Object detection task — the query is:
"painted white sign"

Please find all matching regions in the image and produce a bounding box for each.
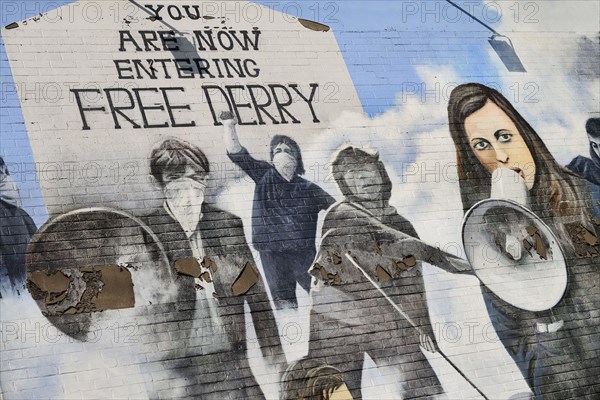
[2,0,362,217]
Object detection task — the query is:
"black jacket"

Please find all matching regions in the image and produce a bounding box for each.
[0,199,36,296]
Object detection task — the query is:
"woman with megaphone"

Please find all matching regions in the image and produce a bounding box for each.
[447,83,600,399]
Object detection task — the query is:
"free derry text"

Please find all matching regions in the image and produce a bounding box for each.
[70,29,322,130]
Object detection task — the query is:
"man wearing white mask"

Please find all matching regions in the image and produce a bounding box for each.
[567,118,600,219]
[221,112,335,310]
[142,139,286,399]
[0,157,37,297]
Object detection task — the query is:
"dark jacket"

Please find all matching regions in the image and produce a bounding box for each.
[306,200,445,399]
[228,147,335,251]
[0,199,37,296]
[567,150,600,218]
[308,200,437,339]
[141,203,286,398]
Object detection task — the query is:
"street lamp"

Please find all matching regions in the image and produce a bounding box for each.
[445,0,527,72]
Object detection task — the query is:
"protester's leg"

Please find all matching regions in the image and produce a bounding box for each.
[306,310,366,399]
[364,327,443,399]
[259,250,298,309]
[292,247,316,294]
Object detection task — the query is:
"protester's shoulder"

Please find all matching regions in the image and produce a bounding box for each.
[324,200,367,219]
[298,176,332,195]
[566,155,590,173]
[0,200,36,226]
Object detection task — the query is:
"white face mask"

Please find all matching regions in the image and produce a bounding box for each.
[0,172,22,207]
[164,177,206,236]
[272,152,297,181]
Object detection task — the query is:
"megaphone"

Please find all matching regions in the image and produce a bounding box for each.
[461,169,567,312]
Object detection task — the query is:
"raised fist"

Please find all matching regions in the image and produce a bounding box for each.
[219,111,237,126]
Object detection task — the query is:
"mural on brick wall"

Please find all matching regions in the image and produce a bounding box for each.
[140,137,286,398]
[221,111,335,310]
[447,83,600,397]
[1,1,362,398]
[307,146,450,399]
[1,1,599,399]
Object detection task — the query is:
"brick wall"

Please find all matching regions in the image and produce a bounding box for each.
[1,1,599,399]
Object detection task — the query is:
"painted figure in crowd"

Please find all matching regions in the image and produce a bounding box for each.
[567,117,600,218]
[142,138,286,399]
[448,83,600,399]
[221,111,335,309]
[280,357,352,400]
[306,146,446,399]
[0,157,36,297]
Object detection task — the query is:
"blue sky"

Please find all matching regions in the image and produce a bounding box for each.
[1,0,505,227]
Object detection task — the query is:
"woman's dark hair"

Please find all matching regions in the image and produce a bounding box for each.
[447,83,594,242]
[586,117,600,138]
[269,135,305,176]
[149,138,210,186]
[280,357,346,400]
[331,146,392,202]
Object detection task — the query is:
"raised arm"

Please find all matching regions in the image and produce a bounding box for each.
[219,111,243,154]
[319,205,473,278]
[220,110,272,183]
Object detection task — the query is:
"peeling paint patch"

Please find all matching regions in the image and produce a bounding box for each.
[312,262,341,286]
[174,257,202,278]
[583,229,599,246]
[375,265,392,282]
[232,262,260,296]
[567,223,600,258]
[27,265,134,315]
[392,259,408,272]
[404,255,417,267]
[392,255,417,274]
[202,256,218,273]
[374,241,383,256]
[521,226,549,259]
[533,232,548,260]
[298,18,330,32]
[28,271,70,305]
[83,265,135,310]
[200,271,213,283]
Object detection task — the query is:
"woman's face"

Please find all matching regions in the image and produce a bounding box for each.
[464,100,536,190]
